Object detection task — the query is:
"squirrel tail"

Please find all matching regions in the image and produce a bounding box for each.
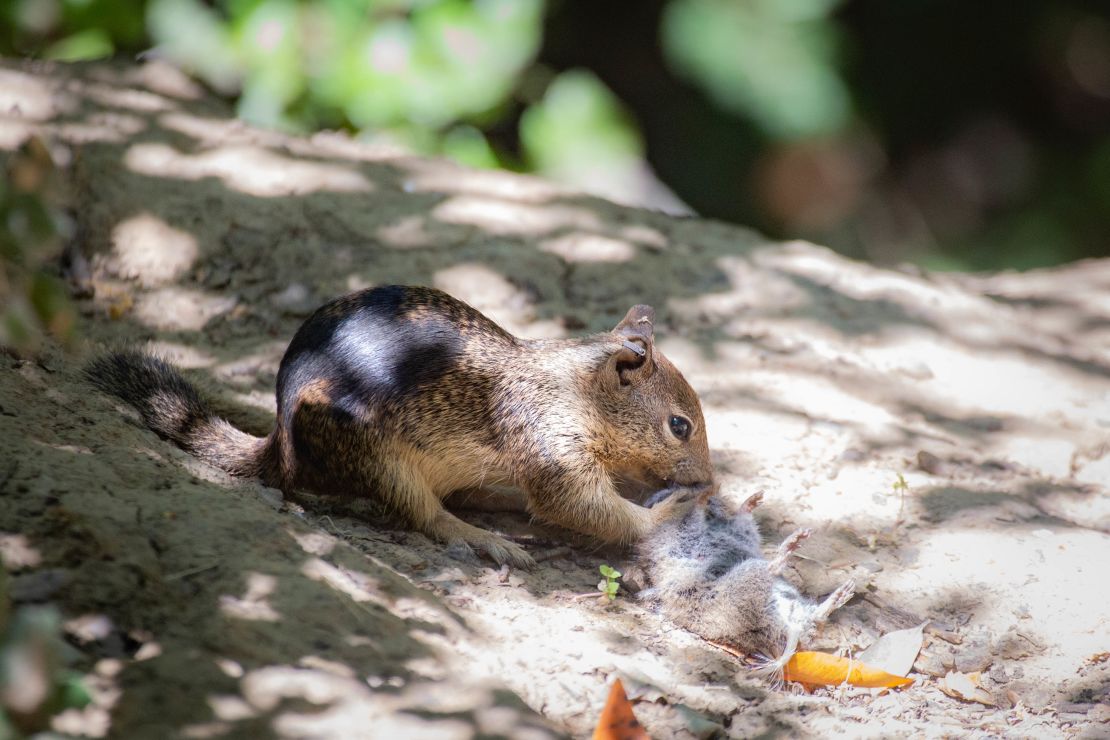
[85,350,268,477]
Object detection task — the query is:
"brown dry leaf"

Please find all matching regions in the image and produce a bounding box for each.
[858,621,927,678]
[939,670,995,705]
[1086,651,1110,666]
[783,651,914,689]
[592,678,650,740]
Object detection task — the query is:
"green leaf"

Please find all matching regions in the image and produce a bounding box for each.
[59,672,92,710]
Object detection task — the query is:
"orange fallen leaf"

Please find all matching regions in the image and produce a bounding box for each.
[783,651,914,689]
[593,678,650,740]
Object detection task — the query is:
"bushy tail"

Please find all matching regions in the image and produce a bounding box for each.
[85,350,267,477]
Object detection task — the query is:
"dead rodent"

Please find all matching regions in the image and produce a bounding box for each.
[637,487,854,674]
[86,285,713,568]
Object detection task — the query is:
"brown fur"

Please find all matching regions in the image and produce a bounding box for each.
[86,286,713,567]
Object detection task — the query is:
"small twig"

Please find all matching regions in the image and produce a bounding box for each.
[703,638,748,662]
[792,552,831,566]
[924,625,963,644]
[318,515,352,537]
[569,592,605,602]
[165,562,219,581]
[501,534,562,548]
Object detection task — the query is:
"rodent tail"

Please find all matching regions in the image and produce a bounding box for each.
[85,350,267,477]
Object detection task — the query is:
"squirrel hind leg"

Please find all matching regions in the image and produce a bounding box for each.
[377,454,535,569]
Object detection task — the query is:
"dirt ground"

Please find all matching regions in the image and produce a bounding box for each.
[1,59,1108,738]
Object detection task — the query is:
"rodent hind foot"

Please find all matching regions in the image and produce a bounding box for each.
[810,579,856,624]
[767,528,812,575]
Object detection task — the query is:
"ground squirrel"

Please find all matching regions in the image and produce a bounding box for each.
[637,487,854,673]
[87,285,713,567]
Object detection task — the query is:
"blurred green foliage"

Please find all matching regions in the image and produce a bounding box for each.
[0,137,76,354]
[663,0,850,139]
[2,0,1108,270]
[0,569,91,736]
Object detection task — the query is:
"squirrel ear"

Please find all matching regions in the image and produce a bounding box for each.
[607,304,655,386]
[608,338,651,386]
[614,304,655,340]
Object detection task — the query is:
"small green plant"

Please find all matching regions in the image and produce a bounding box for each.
[597,564,622,602]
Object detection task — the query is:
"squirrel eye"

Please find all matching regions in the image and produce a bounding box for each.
[669,415,692,441]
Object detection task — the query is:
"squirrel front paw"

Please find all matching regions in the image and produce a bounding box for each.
[647,482,716,525]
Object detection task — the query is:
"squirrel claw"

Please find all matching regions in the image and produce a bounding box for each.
[444,535,535,570]
[482,539,536,570]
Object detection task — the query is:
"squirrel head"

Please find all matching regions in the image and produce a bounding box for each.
[589,304,714,490]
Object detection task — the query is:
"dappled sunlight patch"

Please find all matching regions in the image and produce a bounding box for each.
[54,111,148,144]
[0,119,37,149]
[769,372,901,433]
[704,406,813,465]
[49,657,122,738]
[121,59,207,102]
[219,572,281,622]
[801,465,924,525]
[123,142,373,197]
[81,82,175,114]
[239,665,413,737]
[145,342,218,369]
[868,336,1090,420]
[0,533,43,570]
[0,69,77,125]
[992,435,1076,479]
[667,255,809,323]
[301,557,389,609]
[288,529,337,557]
[375,214,440,249]
[760,241,985,315]
[225,389,279,415]
[158,112,266,145]
[881,525,1109,666]
[539,232,637,263]
[1028,482,1110,532]
[181,720,234,738]
[215,658,245,679]
[133,286,237,331]
[111,213,198,286]
[433,195,601,236]
[299,655,357,679]
[433,262,564,338]
[619,224,668,250]
[399,159,563,202]
[33,439,93,455]
[206,693,257,722]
